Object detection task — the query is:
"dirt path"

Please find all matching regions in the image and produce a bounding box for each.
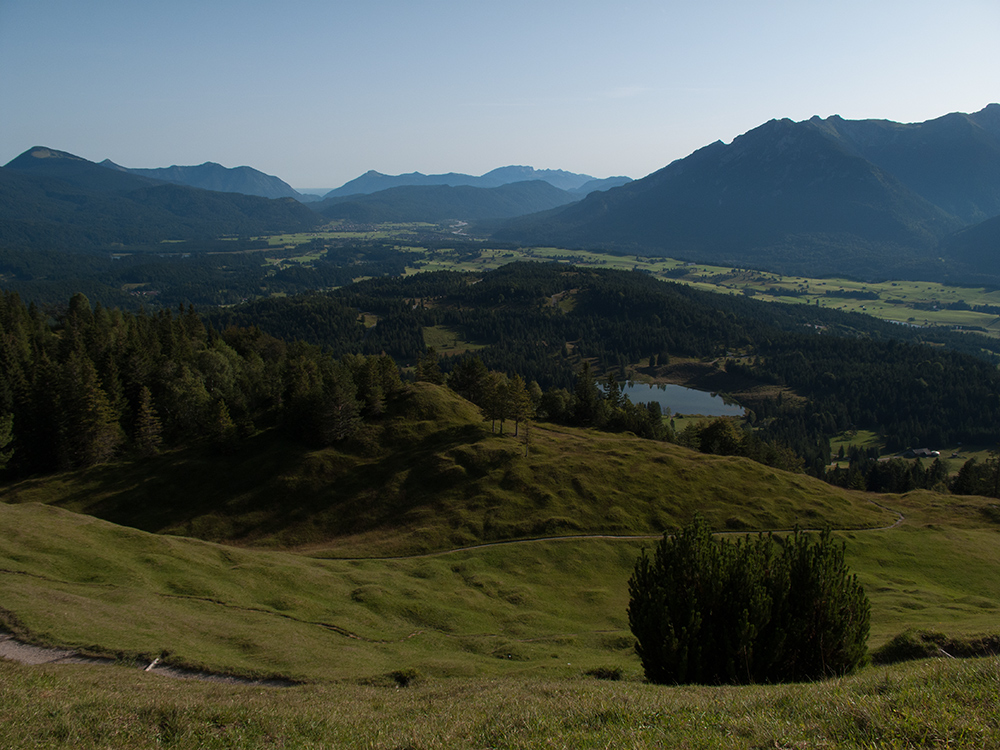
[0,631,294,686]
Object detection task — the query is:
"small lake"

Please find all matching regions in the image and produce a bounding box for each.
[611,383,745,417]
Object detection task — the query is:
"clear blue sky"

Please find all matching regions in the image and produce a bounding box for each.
[2,0,997,190]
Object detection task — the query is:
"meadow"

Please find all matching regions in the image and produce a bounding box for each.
[2,480,999,748]
[259,222,1000,338]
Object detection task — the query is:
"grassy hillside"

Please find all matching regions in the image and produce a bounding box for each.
[2,487,999,685]
[2,381,998,746]
[0,383,891,557]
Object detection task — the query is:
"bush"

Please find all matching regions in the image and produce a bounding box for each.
[628,517,870,684]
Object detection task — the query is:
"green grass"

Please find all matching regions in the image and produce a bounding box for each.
[422,324,487,355]
[2,483,999,683]
[0,384,892,556]
[1,648,998,748]
[2,381,999,745]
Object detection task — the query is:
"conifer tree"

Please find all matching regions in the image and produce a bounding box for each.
[56,350,123,469]
[506,374,534,437]
[629,517,870,685]
[132,385,163,457]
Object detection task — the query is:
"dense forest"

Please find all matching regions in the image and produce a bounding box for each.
[208,263,1000,469]
[0,290,405,478]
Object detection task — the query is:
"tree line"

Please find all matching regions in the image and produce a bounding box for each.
[0,290,404,478]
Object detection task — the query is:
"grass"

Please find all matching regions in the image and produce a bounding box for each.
[1,483,999,683]
[0,384,892,557]
[1,654,998,748]
[422,324,486,355]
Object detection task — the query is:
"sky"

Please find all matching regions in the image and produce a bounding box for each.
[2,0,998,191]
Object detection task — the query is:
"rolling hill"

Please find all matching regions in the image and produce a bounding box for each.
[0,381,893,556]
[1,383,999,688]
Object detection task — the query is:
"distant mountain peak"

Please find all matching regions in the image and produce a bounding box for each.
[324,165,631,198]
[99,159,302,200]
[10,146,87,164]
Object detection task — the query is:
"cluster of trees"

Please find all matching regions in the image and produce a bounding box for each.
[445,357,672,443]
[443,354,534,437]
[675,417,804,473]
[949,452,1000,498]
[628,517,870,685]
[0,291,405,477]
[825,449,951,493]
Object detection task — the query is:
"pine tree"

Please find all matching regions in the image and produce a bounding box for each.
[506,374,534,437]
[56,350,124,469]
[573,361,602,426]
[132,385,163,457]
[629,518,870,685]
[208,398,238,454]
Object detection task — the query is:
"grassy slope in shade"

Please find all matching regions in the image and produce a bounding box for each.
[0,384,891,557]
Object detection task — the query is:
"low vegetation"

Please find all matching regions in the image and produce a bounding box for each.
[1,647,998,748]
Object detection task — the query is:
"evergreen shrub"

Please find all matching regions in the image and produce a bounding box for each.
[628,516,870,684]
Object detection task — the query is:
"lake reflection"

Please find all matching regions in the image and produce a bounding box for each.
[613,383,744,417]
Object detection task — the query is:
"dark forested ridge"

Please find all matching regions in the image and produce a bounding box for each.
[100,159,303,200]
[0,236,414,310]
[0,289,404,478]
[0,147,319,251]
[491,106,1000,284]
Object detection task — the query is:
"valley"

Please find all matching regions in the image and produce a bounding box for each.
[3,104,1000,748]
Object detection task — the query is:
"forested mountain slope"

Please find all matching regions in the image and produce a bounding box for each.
[101,159,303,200]
[0,147,319,250]
[492,106,1000,283]
[210,263,1000,465]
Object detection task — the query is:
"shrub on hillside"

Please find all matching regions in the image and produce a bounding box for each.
[628,517,870,684]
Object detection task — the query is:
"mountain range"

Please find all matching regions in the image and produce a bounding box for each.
[322,166,631,198]
[100,159,303,200]
[0,147,318,249]
[312,180,582,223]
[4,105,999,282]
[493,105,1000,283]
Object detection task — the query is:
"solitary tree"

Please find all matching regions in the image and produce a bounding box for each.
[628,517,870,684]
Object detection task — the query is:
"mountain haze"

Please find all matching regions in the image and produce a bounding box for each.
[101,159,303,200]
[314,180,580,223]
[324,166,631,198]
